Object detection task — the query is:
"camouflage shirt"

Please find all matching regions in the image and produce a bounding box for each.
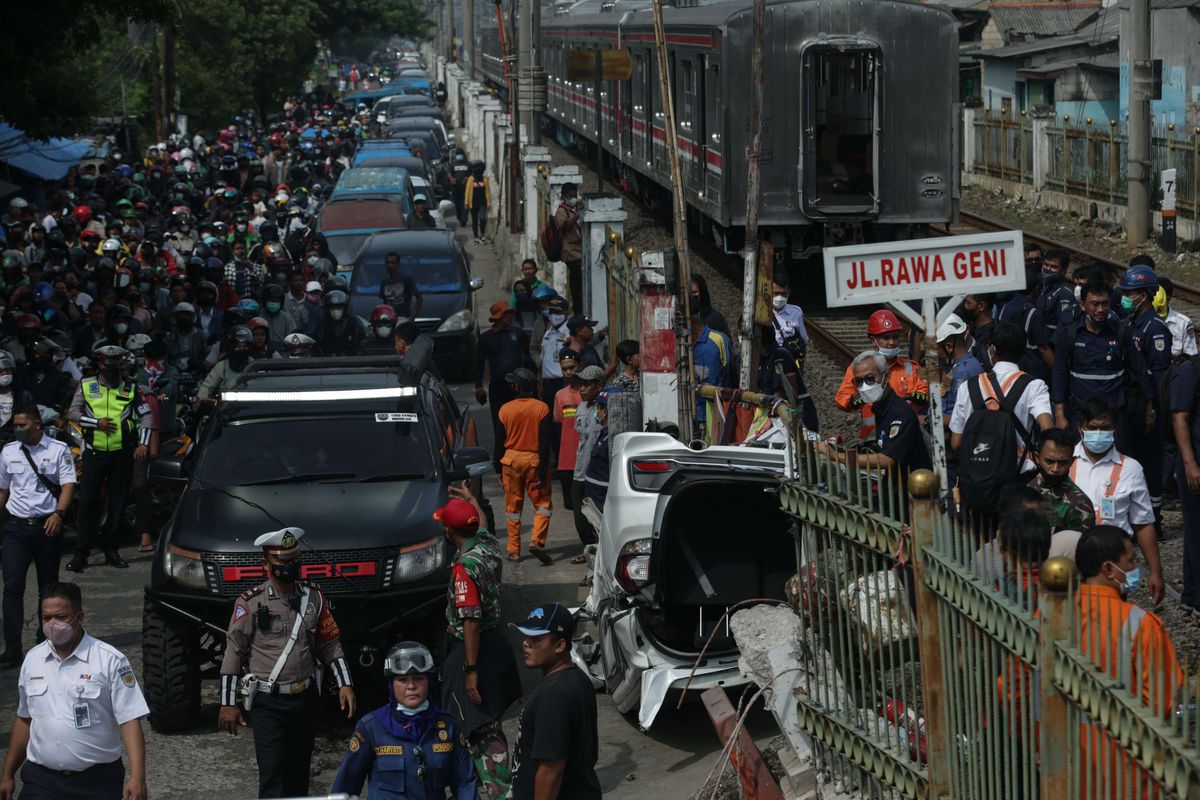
[446,530,504,639]
[1027,472,1096,531]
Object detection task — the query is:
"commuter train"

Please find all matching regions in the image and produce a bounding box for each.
[475,0,960,259]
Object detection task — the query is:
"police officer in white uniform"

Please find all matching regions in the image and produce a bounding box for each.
[0,405,76,667]
[0,582,149,800]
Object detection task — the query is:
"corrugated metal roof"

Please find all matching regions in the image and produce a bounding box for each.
[1017,51,1120,74]
[988,4,1100,37]
[1116,0,1200,8]
[980,6,1117,58]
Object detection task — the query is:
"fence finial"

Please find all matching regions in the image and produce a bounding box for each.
[907,469,938,498]
[1040,556,1076,592]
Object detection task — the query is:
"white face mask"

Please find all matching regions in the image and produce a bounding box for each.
[771,295,788,311]
[114,323,129,335]
[858,382,885,404]
[877,346,900,359]
[565,197,578,207]
[1074,285,1083,302]
[0,375,12,387]
[329,308,345,321]
[548,313,567,327]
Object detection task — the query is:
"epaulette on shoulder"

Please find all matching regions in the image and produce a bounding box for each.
[240,585,264,601]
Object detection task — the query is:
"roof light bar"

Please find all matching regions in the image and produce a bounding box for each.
[223,387,418,403]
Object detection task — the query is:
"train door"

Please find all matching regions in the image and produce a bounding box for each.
[681,58,695,185]
[801,45,880,215]
[707,61,721,201]
[644,53,655,165]
[695,55,707,193]
[622,72,633,158]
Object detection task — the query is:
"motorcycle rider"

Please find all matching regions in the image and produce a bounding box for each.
[196,327,254,409]
[316,290,363,357]
[261,283,298,347]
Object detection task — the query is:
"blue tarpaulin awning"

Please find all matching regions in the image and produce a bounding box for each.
[0,124,91,181]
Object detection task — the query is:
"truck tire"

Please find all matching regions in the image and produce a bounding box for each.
[142,600,202,733]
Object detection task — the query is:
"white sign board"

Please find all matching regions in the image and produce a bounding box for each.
[823,231,1025,308]
[1162,168,1177,211]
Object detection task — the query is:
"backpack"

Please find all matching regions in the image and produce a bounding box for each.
[540,210,563,262]
[957,371,1036,513]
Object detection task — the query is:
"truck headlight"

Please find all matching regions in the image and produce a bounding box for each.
[392,537,446,584]
[437,309,474,332]
[165,545,207,589]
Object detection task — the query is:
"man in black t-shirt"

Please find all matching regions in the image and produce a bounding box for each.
[509,603,601,800]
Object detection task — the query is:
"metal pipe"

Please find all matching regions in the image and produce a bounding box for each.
[697,384,792,425]
[463,0,474,76]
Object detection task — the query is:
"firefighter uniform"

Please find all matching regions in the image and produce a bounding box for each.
[498,392,553,557]
[66,362,154,569]
[219,527,354,798]
[834,357,928,440]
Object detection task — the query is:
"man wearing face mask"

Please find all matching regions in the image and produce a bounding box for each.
[219,527,356,798]
[330,641,478,799]
[0,406,77,666]
[260,284,298,348]
[1027,428,1095,534]
[13,340,72,416]
[1037,249,1074,341]
[1074,525,1183,798]
[998,266,1053,380]
[1051,281,1134,430]
[1070,396,1163,604]
[834,310,928,440]
[935,314,981,428]
[0,582,150,800]
[1119,266,1172,536]
[316,290,364,357]
[0,354,19,442]
[769,273,809,347]
[66,346,152,572]
[196,327,255,409]
[537,297,571,401]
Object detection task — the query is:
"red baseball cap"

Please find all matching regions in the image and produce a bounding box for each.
[433,499,480,532]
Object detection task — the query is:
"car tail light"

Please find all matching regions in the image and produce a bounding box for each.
[629,459,674,491]
[615,538,652,594]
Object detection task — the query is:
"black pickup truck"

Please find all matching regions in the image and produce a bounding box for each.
[142,349,491,731]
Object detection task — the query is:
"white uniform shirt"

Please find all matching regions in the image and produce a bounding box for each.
[540,322,570,379]
[1166,308,1198,358]
[17,634,149,772]
[1070,444,1154,535]
[0,435,76,519]
[948,360,1052,445]
[772,304,809,345]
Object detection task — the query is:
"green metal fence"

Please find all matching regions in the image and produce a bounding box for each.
[975,112,1034,185]
[599,225,640,345]
[779,428,1200,799]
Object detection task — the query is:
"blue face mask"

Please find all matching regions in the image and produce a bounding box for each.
[265,301,282,314]
[1081,429,1115,454]
[1108,562,1141,596]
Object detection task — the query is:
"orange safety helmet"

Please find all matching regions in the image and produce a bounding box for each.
[866,309,901,336]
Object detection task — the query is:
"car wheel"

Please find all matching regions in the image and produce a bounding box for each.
[142,599,202,733]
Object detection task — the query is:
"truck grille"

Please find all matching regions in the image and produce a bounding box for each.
[203,547,395,596]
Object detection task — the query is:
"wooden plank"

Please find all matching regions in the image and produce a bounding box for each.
[700,687,786,800]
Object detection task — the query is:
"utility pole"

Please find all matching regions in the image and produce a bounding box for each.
[1126,0,1152,243]
[517,0,542,145]
[651,0,695,438]
[739,0,765,388]
[464,0,475,78]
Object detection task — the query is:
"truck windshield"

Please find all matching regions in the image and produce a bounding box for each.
[194,415,433,486]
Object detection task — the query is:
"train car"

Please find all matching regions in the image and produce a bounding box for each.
[480,0,959,258]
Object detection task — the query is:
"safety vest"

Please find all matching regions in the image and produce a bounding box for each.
[81,378,139,452]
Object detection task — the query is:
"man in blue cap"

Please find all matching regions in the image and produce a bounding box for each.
[1120,263,1172,535]
[509,604,600,800]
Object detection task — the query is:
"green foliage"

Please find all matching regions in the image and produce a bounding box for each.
[0,0,173,139]
[316,0,431,56]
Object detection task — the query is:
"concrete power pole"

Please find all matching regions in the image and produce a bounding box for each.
[517,0,543,144]
[1126,0,1152,244]
[464,0,475,78]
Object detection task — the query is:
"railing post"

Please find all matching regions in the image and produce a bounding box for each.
[1037,557,1076,800]
[907,469,951,800]
[1032,108,1054,191]
[963,106,977,175]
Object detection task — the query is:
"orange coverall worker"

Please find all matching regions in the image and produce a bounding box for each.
[497,396,554,555]
[835,357,929,439]
[1077,583,1184,800]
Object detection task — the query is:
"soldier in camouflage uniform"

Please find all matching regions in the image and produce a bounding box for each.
[1029,429,1096,531]
[437,484,522,799]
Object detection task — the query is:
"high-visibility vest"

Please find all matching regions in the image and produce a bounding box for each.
[81,378,139,452]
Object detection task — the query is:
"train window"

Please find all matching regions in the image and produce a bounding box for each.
[803,47,879,214]
[681,60,695,132]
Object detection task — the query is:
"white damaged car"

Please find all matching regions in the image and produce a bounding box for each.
[572,431,792,729]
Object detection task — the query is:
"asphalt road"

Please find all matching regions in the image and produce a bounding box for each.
[0,238,776,799]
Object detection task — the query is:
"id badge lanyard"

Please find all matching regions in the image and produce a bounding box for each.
[1071,456,1124,523]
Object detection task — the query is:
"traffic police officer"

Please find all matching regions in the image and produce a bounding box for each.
[331,641,478,799]
[66,346,153,572]
[1051,281,1133,429]
[0,582,149,800]
[0,405,76,666]
[218,527,357,798]
[1120,266,1171,532]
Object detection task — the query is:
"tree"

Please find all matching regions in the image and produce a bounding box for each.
[314,0,430,58]
[1,0,174,139]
